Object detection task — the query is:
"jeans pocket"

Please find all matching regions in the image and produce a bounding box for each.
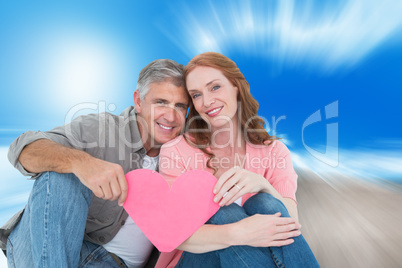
[6,238,15,268]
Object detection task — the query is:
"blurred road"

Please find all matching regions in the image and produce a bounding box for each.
[1,169,401,267]
[296,168,402,268]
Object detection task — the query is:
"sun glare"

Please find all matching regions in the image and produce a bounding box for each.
[44,31,126,107]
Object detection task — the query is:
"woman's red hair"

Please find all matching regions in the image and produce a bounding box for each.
[184,52,277,172]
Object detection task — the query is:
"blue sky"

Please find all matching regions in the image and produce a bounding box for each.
[1,0,402,234]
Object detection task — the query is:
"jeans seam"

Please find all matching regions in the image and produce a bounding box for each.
[41,172,50,268]
[82,245,109,265]
[269,248,285,268]
[7,238,15,267]
[175,252,185,267]
[230,247,251,268]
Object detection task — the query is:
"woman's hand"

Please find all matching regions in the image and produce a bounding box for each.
[214,166,271,206]
[231,213,301,247]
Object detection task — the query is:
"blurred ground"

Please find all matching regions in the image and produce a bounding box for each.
[296,168,402,268]
[1,169,401,267]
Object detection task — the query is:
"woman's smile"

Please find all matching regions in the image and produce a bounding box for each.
[186,66,239,129]
[205,106,223,117]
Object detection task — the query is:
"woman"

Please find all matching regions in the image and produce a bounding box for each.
[156,52,319,267]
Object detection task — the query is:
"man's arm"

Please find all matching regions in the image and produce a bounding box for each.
[19,138,128,205]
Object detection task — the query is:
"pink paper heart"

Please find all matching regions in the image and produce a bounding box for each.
[123,169,220,252]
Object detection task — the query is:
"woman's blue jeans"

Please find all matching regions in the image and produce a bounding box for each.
[6,172,127,268]
[176,193,320,268]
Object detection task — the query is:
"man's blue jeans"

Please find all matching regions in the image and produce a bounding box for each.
[176,193,320,268]
[6,172,127,268]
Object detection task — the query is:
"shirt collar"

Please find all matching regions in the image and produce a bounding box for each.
[120,106,145,153]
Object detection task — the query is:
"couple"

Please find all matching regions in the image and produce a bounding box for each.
[0,52,319,267]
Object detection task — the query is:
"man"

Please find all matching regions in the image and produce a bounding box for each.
[0,59,190,267]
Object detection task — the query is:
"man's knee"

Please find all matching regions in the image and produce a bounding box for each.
[41,171,90,193]
[34,172,92,206]
[243,193,290,217]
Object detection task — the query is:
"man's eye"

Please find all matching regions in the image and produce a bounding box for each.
[176,104,187,110]
[212,85,220,91]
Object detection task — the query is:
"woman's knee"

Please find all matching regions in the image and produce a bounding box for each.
[177,251,220,267]
[243,193,290,217]
[208,203,248,225]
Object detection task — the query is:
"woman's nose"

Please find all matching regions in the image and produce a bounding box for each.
[203,95,216,107]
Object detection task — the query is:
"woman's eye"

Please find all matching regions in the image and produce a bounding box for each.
[192,93,200,99]
[212,85,220,91]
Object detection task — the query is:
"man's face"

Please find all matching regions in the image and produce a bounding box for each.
[134,81,189,153]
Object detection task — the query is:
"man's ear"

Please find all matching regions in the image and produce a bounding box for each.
[133,90,142,113]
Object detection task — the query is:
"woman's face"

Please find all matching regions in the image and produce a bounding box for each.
[186,66,239,130]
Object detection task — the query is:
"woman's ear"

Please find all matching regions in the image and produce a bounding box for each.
[133,90,142,113]
[234,86,240,100]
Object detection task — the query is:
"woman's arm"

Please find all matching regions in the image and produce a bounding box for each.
[212,167,299,222]
[213,141,299,221]
[261,181,299,222]
[178,213,299,253]
[159,139,300,253]
[283,198,299,223]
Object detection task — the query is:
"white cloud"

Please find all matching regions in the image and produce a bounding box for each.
[168,0,402,73]
[0,147,33,225]
[0,129,27,132]
[43,30,127,107]
[265,125,292,147]
[0,254,7,267]
[291,146,402,184]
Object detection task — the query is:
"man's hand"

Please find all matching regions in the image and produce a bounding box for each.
[232,213,301,247]
[19,139,128,206]
[72,156,128,206]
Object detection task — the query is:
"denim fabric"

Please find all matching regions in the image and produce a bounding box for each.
[2,106,143,250]
[6,172,125,268]
[79,240,127,268]
[176,193,320,268]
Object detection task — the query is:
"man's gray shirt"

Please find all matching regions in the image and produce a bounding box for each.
[0,106,150,250]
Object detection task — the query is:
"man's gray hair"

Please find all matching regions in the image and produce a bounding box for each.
[137,59,185,100]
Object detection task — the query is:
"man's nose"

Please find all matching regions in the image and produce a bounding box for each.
[163,106,176,122]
